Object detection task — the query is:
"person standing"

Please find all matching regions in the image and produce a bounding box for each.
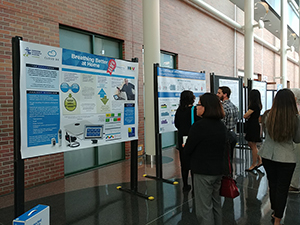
[217,86,238,161]
[259,89,300,225]
[244,89,262,171]
[184,93,227,225]
[117,78,135,100]
[175,90,200,192]
[289,88,300,193]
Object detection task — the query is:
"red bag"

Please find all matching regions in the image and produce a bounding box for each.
[220,176,239,198]
[220,142,239,198]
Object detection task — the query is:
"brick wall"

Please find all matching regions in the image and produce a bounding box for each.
[0,0,144,195]
[0,0,299,196]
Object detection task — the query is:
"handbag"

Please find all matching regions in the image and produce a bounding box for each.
[220,144,240,198]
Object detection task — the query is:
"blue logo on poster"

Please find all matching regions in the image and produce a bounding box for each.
[128,127,135,137]
[60,83,69,93]
[71,83,80,93]
[47,50,57,57]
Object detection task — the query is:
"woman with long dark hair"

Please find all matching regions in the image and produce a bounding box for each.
[259,89,300,225]
[175,90,200,192]
[244,89,262,171]
[184,93,227,225]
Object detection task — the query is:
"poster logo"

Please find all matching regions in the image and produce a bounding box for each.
[47,50,57,57]
[127,66,135,71]
[23,47,42,57]
[107,59,116,75]
[128,127,135,137]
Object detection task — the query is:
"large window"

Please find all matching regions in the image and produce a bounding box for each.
[59,26,122,58]
[59,27,124,175]
[160,51,177,149]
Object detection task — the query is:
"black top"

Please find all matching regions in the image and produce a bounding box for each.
[175,106,201,151]
[184,118,227,175]
[245,105,261,142]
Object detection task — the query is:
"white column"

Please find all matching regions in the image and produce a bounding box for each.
[280,0,288,88]
[244,0,254,85]
[143,0,160,157]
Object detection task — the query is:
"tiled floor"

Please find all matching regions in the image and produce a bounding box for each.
[1,146,300,225]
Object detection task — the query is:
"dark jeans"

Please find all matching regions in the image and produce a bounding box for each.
[262,158,296,218]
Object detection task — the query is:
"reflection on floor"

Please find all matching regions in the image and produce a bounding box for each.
[1,147,300,225]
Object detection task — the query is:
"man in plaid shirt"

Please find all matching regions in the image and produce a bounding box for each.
[217,86,238,161]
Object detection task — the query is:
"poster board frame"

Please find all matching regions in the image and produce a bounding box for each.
[210,74,243,119]
[248,79,268,115]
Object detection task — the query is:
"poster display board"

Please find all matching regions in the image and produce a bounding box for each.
[210,75,243,119]
[20,41,138,159]
[157,67,206,133]
[249,80,267,115]
[267,90,276,111]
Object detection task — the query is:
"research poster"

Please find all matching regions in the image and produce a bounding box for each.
[219,79,240,112]
[157,67,206,133]
[251,80,267,115]
[20,41,138,159]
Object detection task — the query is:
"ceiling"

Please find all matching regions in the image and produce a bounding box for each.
[229,0,299,53]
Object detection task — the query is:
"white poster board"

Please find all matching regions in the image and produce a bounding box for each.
[157,67,206,133]
[219,79,240,112]
[251,80,267,115]
[20,41,139,159]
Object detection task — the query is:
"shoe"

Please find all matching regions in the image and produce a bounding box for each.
[289,186,300,194]
[182,185,191,192]
[245,167,256,172]
[256,163,263,168]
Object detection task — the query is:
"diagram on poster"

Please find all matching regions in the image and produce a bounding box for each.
[157,67,206,133]
[19,41,138,159]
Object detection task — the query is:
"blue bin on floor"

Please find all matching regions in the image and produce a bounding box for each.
[13,204,49,225]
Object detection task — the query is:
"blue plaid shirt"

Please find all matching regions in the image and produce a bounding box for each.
[222,99,238,130]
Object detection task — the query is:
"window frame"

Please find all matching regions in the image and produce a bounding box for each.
[59,25,124,59]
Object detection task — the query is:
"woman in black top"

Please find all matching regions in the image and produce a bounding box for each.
[175,90,200,192]
[184,93,227,225]
[244,89,262,171]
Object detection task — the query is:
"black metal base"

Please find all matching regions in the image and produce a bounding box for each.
[116,186,154,200]
[143,174,179,185]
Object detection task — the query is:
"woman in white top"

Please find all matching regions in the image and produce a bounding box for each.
[259,89,300,225]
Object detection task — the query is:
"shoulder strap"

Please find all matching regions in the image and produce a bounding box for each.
[191,106,195,125]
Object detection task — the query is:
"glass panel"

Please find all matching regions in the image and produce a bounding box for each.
[265,0,280,16]
[160,53,174,68]
[160,52,176,148]
[59,29,91,53]
[161,132,176,148]
[287,4,299,36]
[97,143,123,164]
[64,148,95,174]
[94,37,120,58]
[60,28,124,175]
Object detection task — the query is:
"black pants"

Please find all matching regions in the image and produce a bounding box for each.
[227,131,237,175]
[262,158,296,218]
[228,130,237,160]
